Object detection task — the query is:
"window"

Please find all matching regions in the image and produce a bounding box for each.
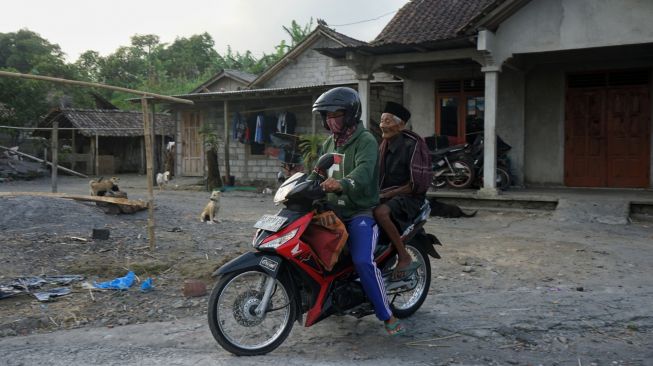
[436,79,484,145]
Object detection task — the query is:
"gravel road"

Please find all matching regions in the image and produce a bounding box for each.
[0,175,652,365]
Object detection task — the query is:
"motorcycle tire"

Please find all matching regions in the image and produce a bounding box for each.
[496,166,511,191]
[477,166,511,191]
[389,242,432,318]
[445,158,475,189]
[208,269,297,356]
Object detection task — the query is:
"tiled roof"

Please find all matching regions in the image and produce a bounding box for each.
[373,0,496,46]
[38,109,175,137]
[319,25,368,47]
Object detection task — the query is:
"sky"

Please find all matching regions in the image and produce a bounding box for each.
[2,0,409,62]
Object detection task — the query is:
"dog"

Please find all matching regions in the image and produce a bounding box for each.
[428,198,477,218]
[200,190,221,223]
[156,171,171,191]
[89,176,120,196]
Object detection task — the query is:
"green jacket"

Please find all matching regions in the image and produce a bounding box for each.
[312,122,380,219]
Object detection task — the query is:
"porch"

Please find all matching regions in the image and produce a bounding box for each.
[429,186,653,224]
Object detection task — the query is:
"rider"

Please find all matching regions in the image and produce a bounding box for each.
[374,102,431,281]
[311,87,404,336]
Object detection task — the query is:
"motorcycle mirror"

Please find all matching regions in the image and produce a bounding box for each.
[313,153,334,181]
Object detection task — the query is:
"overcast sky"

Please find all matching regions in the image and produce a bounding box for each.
[2,0,408,62]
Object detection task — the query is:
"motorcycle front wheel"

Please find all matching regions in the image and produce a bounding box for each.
[386,243,432,318]
[207,269,297,356]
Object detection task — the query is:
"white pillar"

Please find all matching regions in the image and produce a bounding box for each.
[480,66,500,196]
[357,76,371,129]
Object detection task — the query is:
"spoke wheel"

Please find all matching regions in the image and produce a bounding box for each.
[208,269,296,356]
[446,159,475,189]
[385,243,431,318]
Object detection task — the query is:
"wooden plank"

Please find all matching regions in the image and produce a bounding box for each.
[0,192,148,208]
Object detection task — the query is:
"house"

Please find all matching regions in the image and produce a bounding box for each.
[189,69,256,93]
[36,108,175,175]
[167,24,403,183]
[319,0,653,191]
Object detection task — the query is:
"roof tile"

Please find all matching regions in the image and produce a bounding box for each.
[373,0,495,46]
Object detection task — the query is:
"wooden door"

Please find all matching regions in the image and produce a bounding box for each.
[181,111,203,176]
[606,87,651,187]
[564,89,607,187]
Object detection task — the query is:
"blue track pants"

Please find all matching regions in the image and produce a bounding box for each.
[346,216,392,321]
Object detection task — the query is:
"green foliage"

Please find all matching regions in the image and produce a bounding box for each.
[1,18,316,124]
[298,134,326,172]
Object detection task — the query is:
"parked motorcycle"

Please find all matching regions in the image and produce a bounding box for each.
[207,154,441,356]
[430,144,476,189]
[468,134,512,190]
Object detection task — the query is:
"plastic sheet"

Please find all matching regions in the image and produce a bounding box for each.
[93,271,135,290]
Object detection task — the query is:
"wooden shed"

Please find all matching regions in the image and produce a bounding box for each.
[36,108,175,175]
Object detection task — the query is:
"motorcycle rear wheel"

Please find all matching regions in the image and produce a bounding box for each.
[446,159,475,189]
[387,243,432,318]
[207,269,296,356]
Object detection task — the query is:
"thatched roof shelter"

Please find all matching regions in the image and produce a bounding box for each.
[36,108,175,137]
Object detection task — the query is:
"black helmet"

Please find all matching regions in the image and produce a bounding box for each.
[312,87,361,130]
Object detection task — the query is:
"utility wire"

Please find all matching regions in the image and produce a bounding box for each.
[330,9,399,27]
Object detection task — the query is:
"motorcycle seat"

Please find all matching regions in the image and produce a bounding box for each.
[429,144,467,157]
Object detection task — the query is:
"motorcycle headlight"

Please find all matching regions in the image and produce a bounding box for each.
[259,228,298,249]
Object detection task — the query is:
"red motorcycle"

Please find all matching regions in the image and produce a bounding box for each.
[207,154,442,356]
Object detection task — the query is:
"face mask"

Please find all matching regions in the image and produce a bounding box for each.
[326,115,345,134]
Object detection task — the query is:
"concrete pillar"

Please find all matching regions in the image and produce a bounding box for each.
[480,66,500,196]
[357,76,371,129]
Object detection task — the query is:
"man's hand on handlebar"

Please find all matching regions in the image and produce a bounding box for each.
[320,178,343,193]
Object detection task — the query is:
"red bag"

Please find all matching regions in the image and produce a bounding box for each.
[300,211,348,271]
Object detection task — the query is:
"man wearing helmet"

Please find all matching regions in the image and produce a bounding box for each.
[311,87,404,335]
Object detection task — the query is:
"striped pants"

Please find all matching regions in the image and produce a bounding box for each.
[346,215,392,321]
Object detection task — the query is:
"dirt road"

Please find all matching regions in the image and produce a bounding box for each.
[0,175,652,365]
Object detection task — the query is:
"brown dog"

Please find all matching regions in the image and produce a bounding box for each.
[89,177,120,196]
[200,190,221,223]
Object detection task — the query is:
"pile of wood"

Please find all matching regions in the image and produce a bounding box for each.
[0,155,47,181]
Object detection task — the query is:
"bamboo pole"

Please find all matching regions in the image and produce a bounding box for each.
[51,120,59,193]
[142,98,156,250]
[0,145,87,178]
[71,130,76,172]
[0,70,193,105]
[94,133,99,176]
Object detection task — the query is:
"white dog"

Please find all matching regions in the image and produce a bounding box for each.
[200,190,221,224]
[156,171,171,191]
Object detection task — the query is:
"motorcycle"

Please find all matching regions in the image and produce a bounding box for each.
[207,154,441,356]
[430,144,476,189]
[468,134,512,190]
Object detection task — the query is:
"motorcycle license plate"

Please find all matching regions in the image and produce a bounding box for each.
[254,214,287,232]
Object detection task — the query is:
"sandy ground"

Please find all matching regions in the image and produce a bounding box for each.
[0,174,652,365]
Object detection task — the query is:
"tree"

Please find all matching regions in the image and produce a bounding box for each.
[282,18,315,48]
[199,123,223,190]
[161,33,219,79]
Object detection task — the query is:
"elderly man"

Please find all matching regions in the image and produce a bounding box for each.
[374,102,431,281]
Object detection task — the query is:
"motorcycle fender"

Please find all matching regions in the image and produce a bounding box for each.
[411,231,442,259]
[213,252,282,278]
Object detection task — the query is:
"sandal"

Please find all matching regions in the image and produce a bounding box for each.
[384,318,405,336]
[390,261,421,282]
